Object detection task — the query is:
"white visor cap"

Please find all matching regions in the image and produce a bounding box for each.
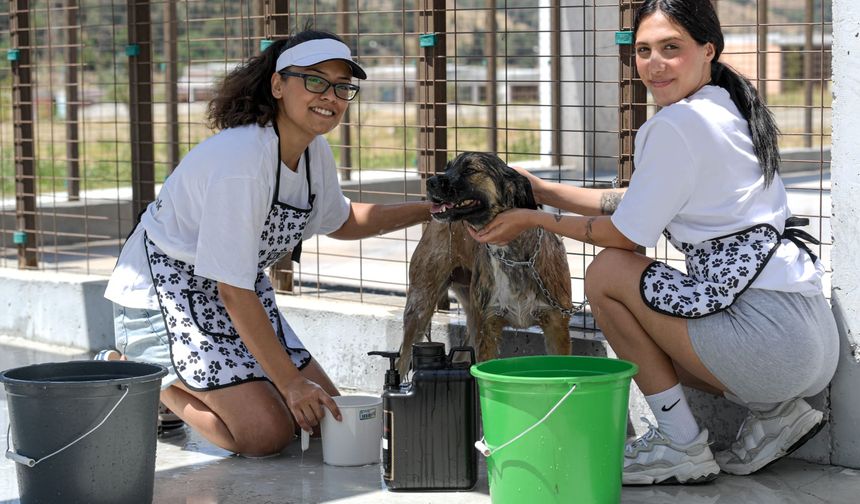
[275,39,366,80]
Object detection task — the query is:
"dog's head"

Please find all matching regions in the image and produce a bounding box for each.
[426,152,537,229]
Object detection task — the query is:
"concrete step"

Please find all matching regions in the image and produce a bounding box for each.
[0,267,832,464]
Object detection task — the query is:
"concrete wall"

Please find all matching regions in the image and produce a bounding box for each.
[0,269,115,351]
[829,0,860,469]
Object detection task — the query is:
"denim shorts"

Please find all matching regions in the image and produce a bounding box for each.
[113,304,179,390]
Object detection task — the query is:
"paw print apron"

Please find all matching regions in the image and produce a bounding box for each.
[640,217,820,319]
[144,144,314,391]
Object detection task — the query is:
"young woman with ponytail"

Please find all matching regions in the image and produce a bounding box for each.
[103,30,431,456]
[470,0,837,484]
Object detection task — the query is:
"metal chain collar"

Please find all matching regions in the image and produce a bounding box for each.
[486,227,586,317]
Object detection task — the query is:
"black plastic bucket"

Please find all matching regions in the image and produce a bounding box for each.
[1,360,167,504]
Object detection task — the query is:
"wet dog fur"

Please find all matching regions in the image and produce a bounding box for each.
[401,152,572,374]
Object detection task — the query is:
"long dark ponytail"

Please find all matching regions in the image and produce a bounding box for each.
[634,0,781,187]
[206,29,346,131]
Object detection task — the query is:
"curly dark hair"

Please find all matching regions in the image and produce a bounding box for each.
[206,30,346,131]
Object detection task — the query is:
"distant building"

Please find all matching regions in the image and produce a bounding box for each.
[720,32,832,95]
[176,62,235,102]
[172,32,832,107]
[358,64,540,104]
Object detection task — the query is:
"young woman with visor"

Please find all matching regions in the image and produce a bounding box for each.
[103,30,432,456]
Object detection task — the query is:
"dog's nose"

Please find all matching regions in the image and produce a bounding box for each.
[426,175,447,194]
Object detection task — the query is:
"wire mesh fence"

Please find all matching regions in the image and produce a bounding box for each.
[0,0,832,328]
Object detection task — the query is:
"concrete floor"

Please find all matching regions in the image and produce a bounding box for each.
[1,337,859,503]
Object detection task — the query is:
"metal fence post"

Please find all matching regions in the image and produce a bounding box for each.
[337,0,353,181]
[10,0,37,268]
[417,0,447,178]
[617,0,646,187]
[127,0,155,223]
[803,0,814,148]
[164,0,180,174]
[757,0,768,103]
[65,0,81,201]
[273,0,290,35]
[550,0,561,170]
[486,0,498,154]
[269,0,296,294]
[417,0,447,309]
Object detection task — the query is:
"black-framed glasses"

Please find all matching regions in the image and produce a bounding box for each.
[279,70,360,101]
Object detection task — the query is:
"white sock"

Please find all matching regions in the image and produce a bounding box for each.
[645,383,700,445]
[724,391,781,413]
[723,391,747,407]
[747,400,783,413]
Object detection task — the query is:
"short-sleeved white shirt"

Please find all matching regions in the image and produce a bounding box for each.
[611,85,822,294]
[105,123,351,309]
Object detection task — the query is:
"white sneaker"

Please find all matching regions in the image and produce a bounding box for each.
[623,418,720,485]
[715,398,825,475]
[93,348,121,361]
[157,402,186,439]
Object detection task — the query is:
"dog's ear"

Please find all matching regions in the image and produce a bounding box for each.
[507,167,538,210]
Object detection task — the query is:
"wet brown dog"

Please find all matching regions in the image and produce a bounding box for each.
[401,152,572,374]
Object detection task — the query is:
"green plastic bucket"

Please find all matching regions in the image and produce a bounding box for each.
[471,356,637,504]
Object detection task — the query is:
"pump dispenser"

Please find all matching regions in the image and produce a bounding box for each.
[367,351,401,389]
[369,342,478,491]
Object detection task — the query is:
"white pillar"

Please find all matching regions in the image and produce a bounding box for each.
[829,0,860,468]
[539,0,552,166]
[539,2,617,177]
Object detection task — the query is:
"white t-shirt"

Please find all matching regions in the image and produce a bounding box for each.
[105,123,351,309]
[612,85,822,294]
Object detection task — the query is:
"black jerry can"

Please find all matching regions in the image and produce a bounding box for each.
[370,342,478,491]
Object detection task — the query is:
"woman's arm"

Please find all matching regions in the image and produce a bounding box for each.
[539,185,626,216]
[327,201,432,240]
[520,168,626,216]
[217,282,340,431]
[469,208,638,251]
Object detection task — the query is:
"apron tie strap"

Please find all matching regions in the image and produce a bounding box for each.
[783,217,820,263]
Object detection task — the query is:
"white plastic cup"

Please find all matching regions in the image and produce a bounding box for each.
[320,394,383,466]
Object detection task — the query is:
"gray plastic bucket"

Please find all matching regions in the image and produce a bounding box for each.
[1,360,167,504]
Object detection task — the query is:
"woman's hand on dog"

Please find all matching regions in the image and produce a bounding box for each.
[468,208,538,246]
[280,375,342,432]
[511,166,547,204]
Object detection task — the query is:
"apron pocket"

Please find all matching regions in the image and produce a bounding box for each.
[185,290,240,340]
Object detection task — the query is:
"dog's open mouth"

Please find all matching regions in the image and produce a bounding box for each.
[429,198,484,221]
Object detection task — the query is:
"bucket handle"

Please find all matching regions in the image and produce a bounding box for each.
[474,383,577,458]
[5,384,130,468]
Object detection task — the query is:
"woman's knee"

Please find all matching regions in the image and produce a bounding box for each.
[231,411,295,456]
[584,248,628,300]
[220,387,296,456]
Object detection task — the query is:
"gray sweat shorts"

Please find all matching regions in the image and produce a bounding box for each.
[687,288,839,404]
